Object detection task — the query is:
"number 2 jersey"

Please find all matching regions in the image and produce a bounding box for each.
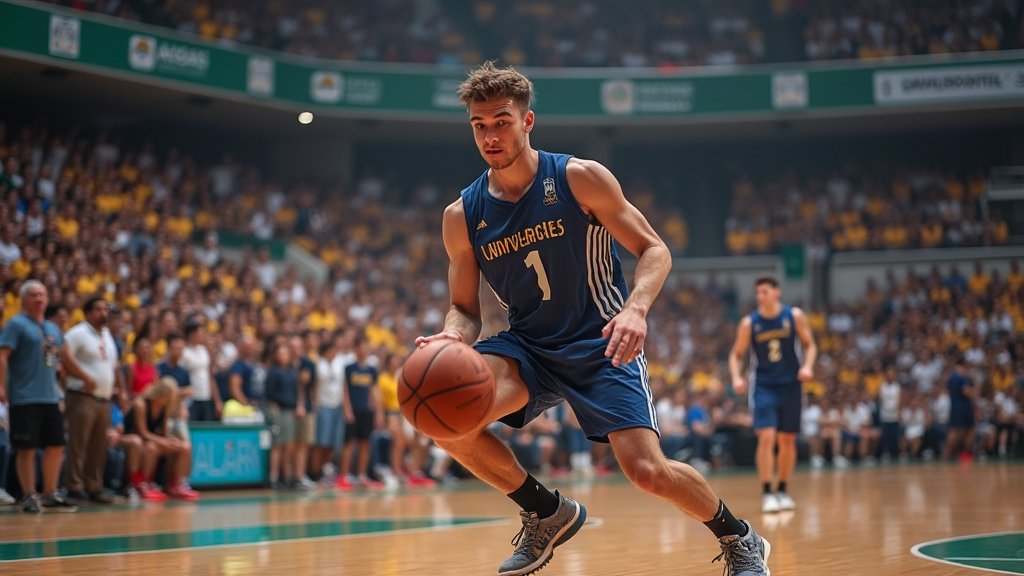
[749,305,801,386]
[461,150,629,348]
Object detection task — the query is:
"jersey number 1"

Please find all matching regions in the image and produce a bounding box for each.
[524,250,552,301]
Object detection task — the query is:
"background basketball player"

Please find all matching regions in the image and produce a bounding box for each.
[730,276,817,513]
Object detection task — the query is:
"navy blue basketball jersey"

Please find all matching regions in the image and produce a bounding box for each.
[461,150,629,347]
[749,305,801,386]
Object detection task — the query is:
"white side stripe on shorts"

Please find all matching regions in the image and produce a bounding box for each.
[637,351,658,432]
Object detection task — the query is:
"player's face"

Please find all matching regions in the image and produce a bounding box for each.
[468,98,534,171]
[755,284,780,308]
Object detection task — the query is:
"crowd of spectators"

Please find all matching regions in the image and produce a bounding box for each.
[42,0,765,67]
[803,0,1021,61]
[0,120,458,505]
[42,0,1023,67]
[724,165,1010,256]
[1,119,1022,509]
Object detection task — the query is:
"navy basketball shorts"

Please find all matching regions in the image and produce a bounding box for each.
[949,405,975,429]
[475,331,658,443]
[751,381,802,433]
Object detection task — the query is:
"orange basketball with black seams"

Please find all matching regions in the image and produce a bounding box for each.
[399,340,496,440]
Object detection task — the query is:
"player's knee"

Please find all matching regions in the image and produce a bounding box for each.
[620,456,668,495]
[777,432,797,446]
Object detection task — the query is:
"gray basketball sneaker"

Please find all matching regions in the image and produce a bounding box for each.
[498,491,587,576]
[713,521,771,576]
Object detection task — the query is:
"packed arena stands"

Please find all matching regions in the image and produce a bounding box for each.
[724,165,1011,255]
[802,0,1022,61]
[40,0,1024,67]
[1,115,1021,505]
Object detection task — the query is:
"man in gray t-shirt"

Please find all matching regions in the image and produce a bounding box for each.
[0,280,95,513]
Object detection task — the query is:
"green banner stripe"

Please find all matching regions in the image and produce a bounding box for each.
[0,517,501,562]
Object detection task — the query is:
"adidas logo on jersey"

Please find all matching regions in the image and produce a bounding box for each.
[477,220,488,230]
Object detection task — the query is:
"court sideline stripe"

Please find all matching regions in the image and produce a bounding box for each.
[0,517,507,563]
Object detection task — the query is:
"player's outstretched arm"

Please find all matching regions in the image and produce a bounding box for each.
[729,317,752,394]
[417,198,483,347]
[566,158,671,367]
[792,307,817,381]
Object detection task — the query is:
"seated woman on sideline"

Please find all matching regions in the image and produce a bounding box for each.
[124,377,200,501]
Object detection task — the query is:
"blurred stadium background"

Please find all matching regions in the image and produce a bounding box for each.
[0,0,1023,571]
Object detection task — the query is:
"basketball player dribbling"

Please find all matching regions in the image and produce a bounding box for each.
[729,276,817,514]
[415,61,769,576]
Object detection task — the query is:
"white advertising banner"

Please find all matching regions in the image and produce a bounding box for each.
[874,65,1024,104]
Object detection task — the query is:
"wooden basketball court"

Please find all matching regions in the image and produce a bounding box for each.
[0,461,1021,575]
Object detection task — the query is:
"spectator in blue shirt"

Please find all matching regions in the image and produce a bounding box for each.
[156,333,194,481]
[264,343,300,490]
[339,337,383,491]
[226,335,261,406]
[0,280,94,512]
[687,391,714,471]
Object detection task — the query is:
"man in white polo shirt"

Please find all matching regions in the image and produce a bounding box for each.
[64,297,124,504]
[181,316,222,422]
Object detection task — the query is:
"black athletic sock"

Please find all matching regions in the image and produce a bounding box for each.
[507,474,560,518]
[704,500,748,539]
[777,481,787,494]
[762,482,772,495]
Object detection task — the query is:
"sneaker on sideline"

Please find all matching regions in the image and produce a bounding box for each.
[166,483,200,501]
[775,492,795,511]
[335,476,354,491]
[136,483,168,502]
[22,494,41,514]
[40,493,78,513]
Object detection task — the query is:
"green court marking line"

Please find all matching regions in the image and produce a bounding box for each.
[912,531,1024,575]
[0,517,503,562]
[947,558,1024,562]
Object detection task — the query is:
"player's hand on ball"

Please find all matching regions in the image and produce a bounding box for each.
[415,330,463,348]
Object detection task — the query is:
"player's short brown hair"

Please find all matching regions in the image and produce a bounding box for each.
[755,275,780,288]
[458,61,534,113]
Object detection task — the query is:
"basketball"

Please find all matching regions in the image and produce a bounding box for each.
[399,340,496,440]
